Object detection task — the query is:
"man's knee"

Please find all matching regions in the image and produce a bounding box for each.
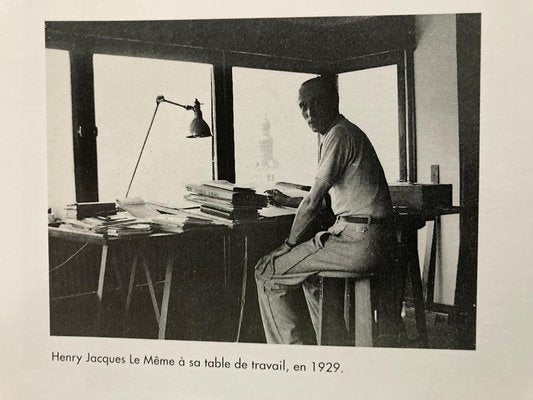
[255,267,268,285]
[255,256,276,283]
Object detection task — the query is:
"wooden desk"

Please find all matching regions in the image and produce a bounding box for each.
[49,225,231,339]
[48,213,294,341]
[49,206,457,345]
[395,206,460,346]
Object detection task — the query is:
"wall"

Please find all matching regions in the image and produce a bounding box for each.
[414,15,460,305]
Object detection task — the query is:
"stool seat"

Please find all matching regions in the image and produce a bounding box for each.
[317,271,374,279]
[317,271,374,347]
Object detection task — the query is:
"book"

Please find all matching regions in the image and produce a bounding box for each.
[200,206,258,221]
[184,194,260,213]
[200,180,255,192]
[64,202,117,220]
[107,223,153,236]
[185,184,267,206]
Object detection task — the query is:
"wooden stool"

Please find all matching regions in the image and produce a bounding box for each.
[317,271,374,347]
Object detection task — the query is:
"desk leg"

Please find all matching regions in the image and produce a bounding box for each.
[422,220,438,304]
[125,254,139,313]
[142,257,161,324]
[95,244,109,335]
[407,237,429,347]
[223,234,231,286]
[158,255,174,340]
[236,235,249,342]
[422,219,437,307]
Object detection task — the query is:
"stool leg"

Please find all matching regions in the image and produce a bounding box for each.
[344,278,351,334]
[317,276,324,345]
[354,279,373,347]
[318,277,346,345]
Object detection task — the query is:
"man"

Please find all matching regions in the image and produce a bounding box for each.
[255,76,396,345]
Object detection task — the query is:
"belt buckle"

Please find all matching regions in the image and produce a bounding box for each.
[354,215,371,232]
[355,225,368,233]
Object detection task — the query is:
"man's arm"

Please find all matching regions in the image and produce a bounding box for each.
[254,179,331,273]
[255,127,350,271]
[286,177,332,246]
[264,189,303,208]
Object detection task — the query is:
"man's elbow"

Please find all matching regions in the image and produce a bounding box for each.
[301,195,322,214]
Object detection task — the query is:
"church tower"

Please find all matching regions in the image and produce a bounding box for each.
[255,115,279,185]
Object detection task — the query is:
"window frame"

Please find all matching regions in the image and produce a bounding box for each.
[334,50,415,182]
[46,28,416,201]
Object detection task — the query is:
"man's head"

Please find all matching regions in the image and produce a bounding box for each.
[298,76,339,134]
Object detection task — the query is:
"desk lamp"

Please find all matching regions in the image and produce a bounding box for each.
[125,95,212,197]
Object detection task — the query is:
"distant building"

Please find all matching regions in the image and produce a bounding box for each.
[255,115,280,185]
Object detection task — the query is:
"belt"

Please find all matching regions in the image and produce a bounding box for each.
[338,214,394,225]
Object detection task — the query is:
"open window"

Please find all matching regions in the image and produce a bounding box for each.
[233,67,317,189]
[338,65,400,182]
[46,49,76,219]
[93,55,214,204]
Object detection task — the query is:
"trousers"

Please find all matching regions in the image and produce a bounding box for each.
[255,220,395,344]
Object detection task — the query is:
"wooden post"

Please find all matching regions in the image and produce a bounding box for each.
[69,50,99,201]
[212,58,235,182]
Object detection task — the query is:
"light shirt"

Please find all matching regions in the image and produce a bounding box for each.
[316,115,392,218]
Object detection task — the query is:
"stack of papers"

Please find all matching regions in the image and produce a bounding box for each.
[63,212,150,235]
[152,212,214,233]
[107,223,153,237]
[116,197,160,219]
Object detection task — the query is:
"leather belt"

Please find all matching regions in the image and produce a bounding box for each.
[338,215,394,225]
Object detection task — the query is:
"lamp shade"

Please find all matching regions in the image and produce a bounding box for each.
[186,98,212,138]
[188,117,212,138]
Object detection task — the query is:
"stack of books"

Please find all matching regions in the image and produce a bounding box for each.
[185,180,267,221]
[64,202,117,220]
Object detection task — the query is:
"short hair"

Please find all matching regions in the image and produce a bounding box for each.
[299,76,339,109]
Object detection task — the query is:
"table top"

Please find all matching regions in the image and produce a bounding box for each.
[395,205,460,219]
[48,208,296,245]
[49,205,458,245]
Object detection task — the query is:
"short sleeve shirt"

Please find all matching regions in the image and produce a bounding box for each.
[316,115,392,218]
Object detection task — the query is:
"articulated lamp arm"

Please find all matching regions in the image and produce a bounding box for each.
[125,95,211,198]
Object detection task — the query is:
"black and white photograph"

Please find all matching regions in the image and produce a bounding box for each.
[46,14,479,350]
[1,1,532,399]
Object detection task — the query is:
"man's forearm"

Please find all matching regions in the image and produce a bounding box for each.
[286,196,303,208]
[287,198,321,245]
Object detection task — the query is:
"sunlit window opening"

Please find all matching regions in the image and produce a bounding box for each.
[46,49,76,219]
[338,65,399,182]
[94,55,213,204]
[233,68,317,190]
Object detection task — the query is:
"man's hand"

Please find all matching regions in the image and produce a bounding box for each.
[265,189,291,206]
[254,242,293,273]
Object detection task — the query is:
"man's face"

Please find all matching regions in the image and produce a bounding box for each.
[298,82,337,134]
